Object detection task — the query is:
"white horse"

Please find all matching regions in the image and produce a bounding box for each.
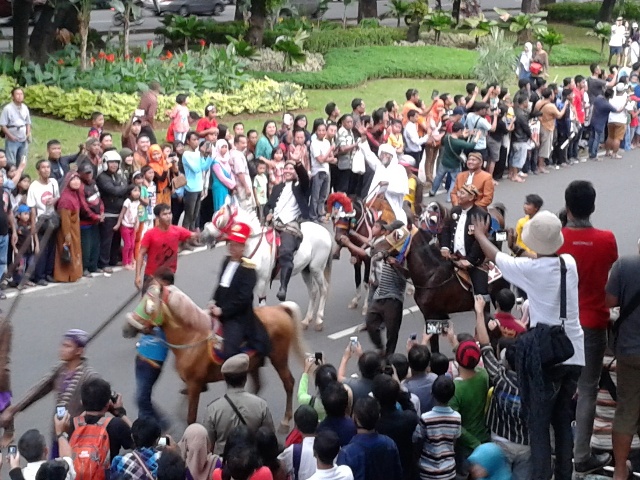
[203,204,333,331]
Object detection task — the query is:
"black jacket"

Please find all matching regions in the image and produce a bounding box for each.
[441,205,490,266]
[512,108,532,143]
[49,154,79,186]
[213,258,271,356]
[264,163,310,221]
[96,171,128,215]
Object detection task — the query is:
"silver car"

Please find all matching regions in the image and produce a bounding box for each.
[142,0,225,16]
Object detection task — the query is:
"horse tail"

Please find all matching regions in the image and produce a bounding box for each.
[323,248,333,288]
[279,301,308,365]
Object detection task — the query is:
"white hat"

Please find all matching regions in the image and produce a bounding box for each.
[521,210,564,255]
[616,83,627,93]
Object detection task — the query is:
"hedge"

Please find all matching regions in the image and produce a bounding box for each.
[549,45,601,66]
[544,2,602,24]
[0,76,307,123]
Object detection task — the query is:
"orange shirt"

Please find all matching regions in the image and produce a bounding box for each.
[401,101,419,126]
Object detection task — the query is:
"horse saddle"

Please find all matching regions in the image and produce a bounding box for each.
[265,228,281,248]
[208,318,258,365]
[453,261,503,291]
[454,267,472,291]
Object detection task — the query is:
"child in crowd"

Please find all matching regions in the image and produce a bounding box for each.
[169,94,190,143]
[467,443,511,480]
[268,146,286,188]
[115,185,141,270]
[11,204,34,287]
[253,160,269,221]
[133,172,148,262]
[141,166,156,232]
[387,119,405,155]
[514,193,543,254]
[88,111,104,139]
[430,352,450,377]
[488,288,527,339]
[10,174,30,215]
[415,375,461,480]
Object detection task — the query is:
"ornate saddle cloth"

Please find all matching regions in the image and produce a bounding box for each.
[208,320,257,365]
[454,261,503,291]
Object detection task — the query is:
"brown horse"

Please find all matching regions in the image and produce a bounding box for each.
[124,283,307,430]
[327,193,396,314]
[377,201,509,352]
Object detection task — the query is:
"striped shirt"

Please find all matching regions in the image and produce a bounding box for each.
[413,405,461,480]
[373,263,407,303]
[481,345,528,445]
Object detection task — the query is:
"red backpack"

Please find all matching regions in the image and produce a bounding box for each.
[70,416,112,480]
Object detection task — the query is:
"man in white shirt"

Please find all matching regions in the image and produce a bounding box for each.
[309,122,335,223]
[609,17,627,67]
[0,87,31,167]
[471,210,584,480]
[606,83,630,158]
[307,430,354,480]
[363,143,409,225]
[403,110,429,164]
[279,405,318,480]
[230,134,255,212]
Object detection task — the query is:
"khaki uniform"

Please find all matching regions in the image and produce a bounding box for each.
[206,386,275,455]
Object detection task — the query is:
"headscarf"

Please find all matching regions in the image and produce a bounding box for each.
[178,424,220,480]
[468,443,511,480]
[214,139,231,166]
[520,42,533,70]
[365,142,408,224]
[148,144,170,192]
[426,99,445,126]
[57,171,82,212]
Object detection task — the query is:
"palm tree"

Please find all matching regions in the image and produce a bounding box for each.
[459,14,498,46]
[385,0,411,28]
[586,22,612,57]
[495,7,548,44]
[536,27,563,54]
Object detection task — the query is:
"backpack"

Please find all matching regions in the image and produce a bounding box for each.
[70,416,113,480]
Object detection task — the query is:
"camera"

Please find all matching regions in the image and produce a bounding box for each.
[314,352,324,365]
[7,445,17,457]
[111,391,119,404]
[349,336,358,351]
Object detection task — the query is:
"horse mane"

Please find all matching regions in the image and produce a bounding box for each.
[326,192,354,213]
[164,286,212,335]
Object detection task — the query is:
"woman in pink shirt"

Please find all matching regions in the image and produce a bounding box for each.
[169,94,190,143]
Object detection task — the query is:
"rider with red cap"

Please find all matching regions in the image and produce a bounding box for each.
[210,222,271,359]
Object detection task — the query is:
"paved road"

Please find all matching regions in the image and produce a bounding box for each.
[4,151,638,444]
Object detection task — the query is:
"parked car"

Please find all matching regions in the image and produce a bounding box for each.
[141,0,225,16]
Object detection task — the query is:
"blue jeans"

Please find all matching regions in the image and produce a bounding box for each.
[430,163,460,202]
[529,365,581,480]
[588,127,605,159]
[624,124,632,151]
[4,140,27,167]
[310,171,329,221]
[0,235,8,279]
[135,355,168,430]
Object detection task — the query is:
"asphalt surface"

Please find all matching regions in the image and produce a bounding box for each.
[3,148,638,445]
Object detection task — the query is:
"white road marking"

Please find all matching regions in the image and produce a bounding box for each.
[327,305,421,340]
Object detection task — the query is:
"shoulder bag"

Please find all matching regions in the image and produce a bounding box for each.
[224,394,247,425]
[535,256,575,370]
[446,135,467,166]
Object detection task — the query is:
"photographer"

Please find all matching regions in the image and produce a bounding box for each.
[181,134,214,232]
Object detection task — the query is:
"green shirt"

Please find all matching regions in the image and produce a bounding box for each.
[138,186,149,222]
[297,373,327,421]
[441,135,477,170]
[449,367,490,451]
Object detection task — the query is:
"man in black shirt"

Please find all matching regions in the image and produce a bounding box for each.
[47,140,80,187]
[0,173,16,299]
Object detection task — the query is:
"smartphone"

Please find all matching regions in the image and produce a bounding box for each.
[7,445,17,458]
[110,391,119,404]
[431,90,439,100]
[157,436,169,449]
[426,321,449,335]
[495,231,507,242]
[409,333,417,341]
[314,352,324,365]
[56,405,66,419]
[350,336,358,351]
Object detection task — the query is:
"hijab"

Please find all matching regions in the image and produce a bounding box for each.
[214,140,231,167]
[427,99,445,126]
[521,42,532,70]
[148,144,170,191]
[467,443,511,480]
[57,171,82,212]
[178,424,220,480]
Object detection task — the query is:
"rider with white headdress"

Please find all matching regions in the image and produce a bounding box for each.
[361,142,409,225]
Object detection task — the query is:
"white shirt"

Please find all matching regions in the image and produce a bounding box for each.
[403,121,428,153]
[453,208,469,256]
[310,138,331,176]
[495,252,585,366]
[274,182,300,225]
[220,260,240,288]
[26,178,59,219]
[121,198,139,228]
[278,436,317,480]
[610,24,626,47]
[609,94,629,123]
[307,465,354,480]
[23,457,76,480]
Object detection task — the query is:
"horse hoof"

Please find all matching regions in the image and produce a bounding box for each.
[278,421,290,434]
[314,322,324,332]
[348,300,358,309]
[361,307,367,316]
[301,319,310,330]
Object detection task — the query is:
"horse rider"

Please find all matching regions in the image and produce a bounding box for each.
[264,158,311,301]
[210,222,271,360]
[363,142,409,226]
[440,185,491,303]
[450,151,494,209]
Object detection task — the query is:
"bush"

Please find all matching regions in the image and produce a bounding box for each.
[549,44,601,66]
[473,28,515,87]
[0,76,306,123]
[254,45,476,88]
[246,49,325,72]
[304,27,408,53]
[544,2,601,24]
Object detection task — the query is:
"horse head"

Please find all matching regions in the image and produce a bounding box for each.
[201,204,239,245]
[127,283,167,333]
[418,201,449,236]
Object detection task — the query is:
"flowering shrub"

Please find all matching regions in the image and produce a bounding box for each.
[20,42,249,95]
[0,76,307,124]
[246,49,325,73]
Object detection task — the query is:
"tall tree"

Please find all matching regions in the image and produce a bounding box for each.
[12,0,32,60]
[357,0,377,21]
[248,0,266,46]
[521,0,539,14]
[599,0,617,22]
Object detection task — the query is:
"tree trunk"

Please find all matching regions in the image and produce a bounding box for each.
[407,21,420,42]
[28,4,57,64]
[598,0,617,23]
[12,0,32,60]
[357,0,377,22]
[234,1,244,21]
[452,0,461,23]
[248,0,266,46]
[79,13,89,70]
[520,0,539,14]
[124,17,130,57]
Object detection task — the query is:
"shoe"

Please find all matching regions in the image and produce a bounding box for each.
[46,275,55,283]
[277,266,292,301]
[36,279,48,287]
[555,165,560,170]
[427,191,435,197]
[574,453,612,474]
[96,268,104,273]
[103,267,113,274]
[83,270,91,278]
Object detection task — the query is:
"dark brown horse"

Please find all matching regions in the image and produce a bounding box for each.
[377,201,509,351]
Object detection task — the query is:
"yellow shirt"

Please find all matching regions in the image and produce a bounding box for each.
[515,215,533,252]
[404,177,417,213]
[388,133,404,153]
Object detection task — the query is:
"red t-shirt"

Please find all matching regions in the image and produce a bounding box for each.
[196,118,218,134]
[141,225,192,276]
[494,312,526,338]
[558,227,618,329]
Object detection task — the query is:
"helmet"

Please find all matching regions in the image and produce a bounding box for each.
[102,150,122,165]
